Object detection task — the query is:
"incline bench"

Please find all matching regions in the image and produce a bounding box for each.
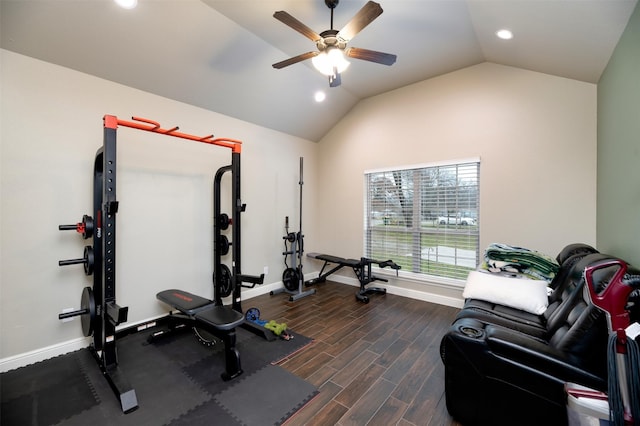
[306,253,401,303]
[152,289,245,381]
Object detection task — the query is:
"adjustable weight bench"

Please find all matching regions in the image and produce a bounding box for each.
[151,289,245,381]
[306,253,401,303]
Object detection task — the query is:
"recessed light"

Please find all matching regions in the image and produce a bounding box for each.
[314,91,326,102]
[115,0,137,9]
[496,29,513,40]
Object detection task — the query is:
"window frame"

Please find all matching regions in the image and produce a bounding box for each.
[364,158,480,286]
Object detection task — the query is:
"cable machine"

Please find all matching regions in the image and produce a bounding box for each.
[271,157,316,301]
[58,115,262,412]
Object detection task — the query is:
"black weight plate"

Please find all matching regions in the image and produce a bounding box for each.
[218,264,233,297]
[83,246,94,276]
[282,268,299,292]
[82,214,94,239]
[219,235,230,256]
[80,286,96,337]
[218,213,230,230]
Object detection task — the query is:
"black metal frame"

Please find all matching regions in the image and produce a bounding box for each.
[87,118,138,413]
[305,253,400,303]
[58,115,257,413]
[212,153,265,309]
[271,157,316,302]
[212,153,269,338]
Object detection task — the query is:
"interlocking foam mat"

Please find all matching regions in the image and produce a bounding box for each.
[1,325,317,426]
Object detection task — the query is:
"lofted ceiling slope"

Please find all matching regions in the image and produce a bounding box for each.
[1,0,637,141]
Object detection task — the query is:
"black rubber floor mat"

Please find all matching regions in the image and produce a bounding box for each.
[238,328,313,366]
[0,324,316,426]
[0,351,98,426]
[166,398,239,425]
[213,365,318,426]
[59,334,209,426]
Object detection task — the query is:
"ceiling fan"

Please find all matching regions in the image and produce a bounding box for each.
[272,0,397,87]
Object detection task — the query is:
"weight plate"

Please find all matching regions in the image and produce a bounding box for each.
[219,235,230,256]
[80,286,96,337]
[282,268,300,292]
[218,213,230,231]
[218,264,233,298]
[83,246,94,276]
[245,307,261,322]
[82,214,94,239]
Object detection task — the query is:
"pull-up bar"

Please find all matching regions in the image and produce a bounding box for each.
[103,115,243,153]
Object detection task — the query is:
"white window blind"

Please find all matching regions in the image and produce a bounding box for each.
[364,160,480,281]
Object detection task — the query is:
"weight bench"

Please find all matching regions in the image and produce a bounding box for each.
[152,289,245,381]
[306,253,401,303]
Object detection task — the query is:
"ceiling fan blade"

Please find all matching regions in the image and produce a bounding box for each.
[272,51,319,69]
[346,47,397,66]
[273,11,322,42]
[337,1,383,42]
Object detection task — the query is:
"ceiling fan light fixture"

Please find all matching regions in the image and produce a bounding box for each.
[272,1,394,87]
[312,48,350,76]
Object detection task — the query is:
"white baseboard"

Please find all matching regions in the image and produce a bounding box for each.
[239,281,284,300]
[0,336,90,373]
[1,276,462,372]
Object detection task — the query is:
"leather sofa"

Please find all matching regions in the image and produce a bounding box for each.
[440,244,640,425]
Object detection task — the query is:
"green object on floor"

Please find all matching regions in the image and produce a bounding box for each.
[264,320,287,336]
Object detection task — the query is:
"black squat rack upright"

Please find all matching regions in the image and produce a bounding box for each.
[58,115,264,413]
[271,157,316,301]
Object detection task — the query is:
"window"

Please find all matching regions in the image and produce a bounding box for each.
[364,159,480,281]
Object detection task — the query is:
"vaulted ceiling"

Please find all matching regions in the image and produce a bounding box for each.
[1,0,636,141]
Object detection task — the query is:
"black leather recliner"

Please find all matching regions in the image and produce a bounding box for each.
[440,247,640,426]
[454,244,598,338]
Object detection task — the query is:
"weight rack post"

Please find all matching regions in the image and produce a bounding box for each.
[94,117,138,413]
[59,115,271,410]
[213,165,232,306]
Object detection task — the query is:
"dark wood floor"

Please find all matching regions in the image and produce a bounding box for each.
[249,281,463,426]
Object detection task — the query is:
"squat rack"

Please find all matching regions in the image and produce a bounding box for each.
[58,115,250,413]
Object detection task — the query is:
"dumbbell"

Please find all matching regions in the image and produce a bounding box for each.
[59,215,94,239]
[59,246,94,275]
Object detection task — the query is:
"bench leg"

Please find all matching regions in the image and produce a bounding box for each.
[220,329,243,381]
[356,286,387,303]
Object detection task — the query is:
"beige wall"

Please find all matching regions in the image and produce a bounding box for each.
[0,49,318,362]
[0,53,598,367]
[314,63,597,295]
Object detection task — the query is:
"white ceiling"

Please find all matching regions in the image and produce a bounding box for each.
[1,0,636,141]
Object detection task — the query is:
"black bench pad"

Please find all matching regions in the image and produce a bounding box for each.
[157,289,244,330]
[196,306,244,331]
[307,253,360,267]
[157,289,213,315]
